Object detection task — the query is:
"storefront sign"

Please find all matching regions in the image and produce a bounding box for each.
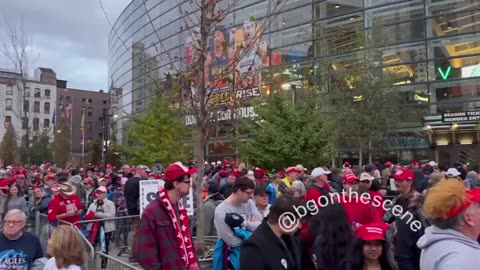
[442,111,480,122]
[185,106,257,126]
[388,137,429,149]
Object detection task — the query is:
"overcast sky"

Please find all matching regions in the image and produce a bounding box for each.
[0,0,131,91]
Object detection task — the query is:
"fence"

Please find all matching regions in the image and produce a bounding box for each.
[32,211,217,269]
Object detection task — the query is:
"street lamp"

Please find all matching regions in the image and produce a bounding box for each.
[99,113,115,166]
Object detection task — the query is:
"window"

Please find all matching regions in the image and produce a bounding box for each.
[88,99,92,103]
[43,119,50,129]
[23,100,29,112]
[34,101,40,113]
[24,87,30,97]
[87,122,92,132]
[44,102,50,114]
[82,98,86,103]
[45,89,51,99]
[22,117,29,129]
[34,88,41,98]
[33,118,39,130]
[87,107,93,117]
[6,99,12,110]
[6,86,13,95]
[4,116,11,128]
[103,100,107,105]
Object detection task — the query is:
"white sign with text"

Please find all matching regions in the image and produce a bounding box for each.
[139,179,194,216]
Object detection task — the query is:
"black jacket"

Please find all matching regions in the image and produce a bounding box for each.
[241,221,302,270]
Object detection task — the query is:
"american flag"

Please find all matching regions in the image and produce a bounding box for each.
[66,104,72,119]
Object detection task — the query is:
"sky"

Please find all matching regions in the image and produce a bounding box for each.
[0,0,131,91]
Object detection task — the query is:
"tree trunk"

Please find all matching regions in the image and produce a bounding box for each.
[368,139,372,164]
[195,130,206,246]
[359,149,363,167]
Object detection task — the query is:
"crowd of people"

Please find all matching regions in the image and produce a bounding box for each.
[136,160,480,270]
[1,160,480,270]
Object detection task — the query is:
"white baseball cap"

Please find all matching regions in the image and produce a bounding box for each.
[446,168,461,177]
[428,161,438,167]
[296,164,307,171]
[311,167,331,178]
[359,172,374,182]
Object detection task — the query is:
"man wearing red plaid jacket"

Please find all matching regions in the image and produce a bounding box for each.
[136,162,199,270]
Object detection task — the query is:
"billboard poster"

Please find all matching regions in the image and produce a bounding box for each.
[186,20,268,107]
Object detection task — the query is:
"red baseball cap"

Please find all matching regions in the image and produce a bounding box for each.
[355,223,389,241]
[447,189,480,218]
[164,162,189,183]
[187,168,198,175]
[106,164,114,169]
[394,169,414,181]
[343,173,359,184]
[83,178,94,185]
[286,167,301,174]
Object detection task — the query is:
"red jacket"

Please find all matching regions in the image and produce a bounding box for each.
[47,194,84,228]
[369,190,386,219]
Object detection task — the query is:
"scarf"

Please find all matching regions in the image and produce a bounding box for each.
[159,188,197,268]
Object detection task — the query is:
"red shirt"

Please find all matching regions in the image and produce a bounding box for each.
[303,184,331,207]
[369,190,386,219]
[48,194,84,227]
[339,195,383,227]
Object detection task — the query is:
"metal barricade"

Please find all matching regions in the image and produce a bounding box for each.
[93,252,143,270]
[32,212,53,255]
[70,215,140,269]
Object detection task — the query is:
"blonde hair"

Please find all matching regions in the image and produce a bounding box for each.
[424,179,469,220]
[430,172,446,187]
[50,226,86,268]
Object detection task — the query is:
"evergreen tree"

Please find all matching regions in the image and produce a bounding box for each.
[88,139,102,165]
[52,116,71,166]
[0,124,18,165]
[30,131,52,165]
[237,93,333,170]
[120,92,192,165]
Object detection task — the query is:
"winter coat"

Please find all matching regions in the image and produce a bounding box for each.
[32,195,52,215]
[86,199,116,232]
[214,228,251,270]
[204,195,223,237]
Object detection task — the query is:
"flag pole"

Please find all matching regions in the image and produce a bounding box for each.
[81,107,85,166]
[69,97,73,161]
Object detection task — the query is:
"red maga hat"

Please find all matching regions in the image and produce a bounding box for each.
[164,162,189,183]
[343,173,359,184]
[285,167,301,174]
[355,223,389,241]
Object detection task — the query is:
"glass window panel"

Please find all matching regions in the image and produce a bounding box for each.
[270,24,312,49]
[271,6,311,32]
[427,10,480,38]
[375,20,425,46]
[315,13,364,56]
[431,55,480,82]
[315,0,363,20]
[365,0,424,27]
[428,0,480,17]
[365,0,406,8]
[429,33,480,60]
[431,78,480,113]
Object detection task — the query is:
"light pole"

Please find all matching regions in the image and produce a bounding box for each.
[100,113,116,166]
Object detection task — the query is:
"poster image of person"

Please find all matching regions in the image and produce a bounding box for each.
[205,25,235,89]
[235,20,268,91]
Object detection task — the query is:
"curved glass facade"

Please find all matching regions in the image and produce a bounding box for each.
[109,0,480,163]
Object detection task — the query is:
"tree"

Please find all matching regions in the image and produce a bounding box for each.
[238,93,333,170]
[52,116,70,166]
[88,139,102,165]
[120,91,192,165]
[1,19,37,163]
[29,131,52,165]
[0,124,18,165]
[323,24,401,166]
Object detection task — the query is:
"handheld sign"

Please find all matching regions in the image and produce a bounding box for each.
[139,180,164,215]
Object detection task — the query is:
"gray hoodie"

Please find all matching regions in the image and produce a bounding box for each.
[417,225,480,270]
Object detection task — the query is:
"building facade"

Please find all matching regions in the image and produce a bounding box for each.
[109,0,480,165]
[56,85,110,155]
[0,68,57,145]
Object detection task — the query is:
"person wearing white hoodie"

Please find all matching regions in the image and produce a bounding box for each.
[417,179,480,270]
